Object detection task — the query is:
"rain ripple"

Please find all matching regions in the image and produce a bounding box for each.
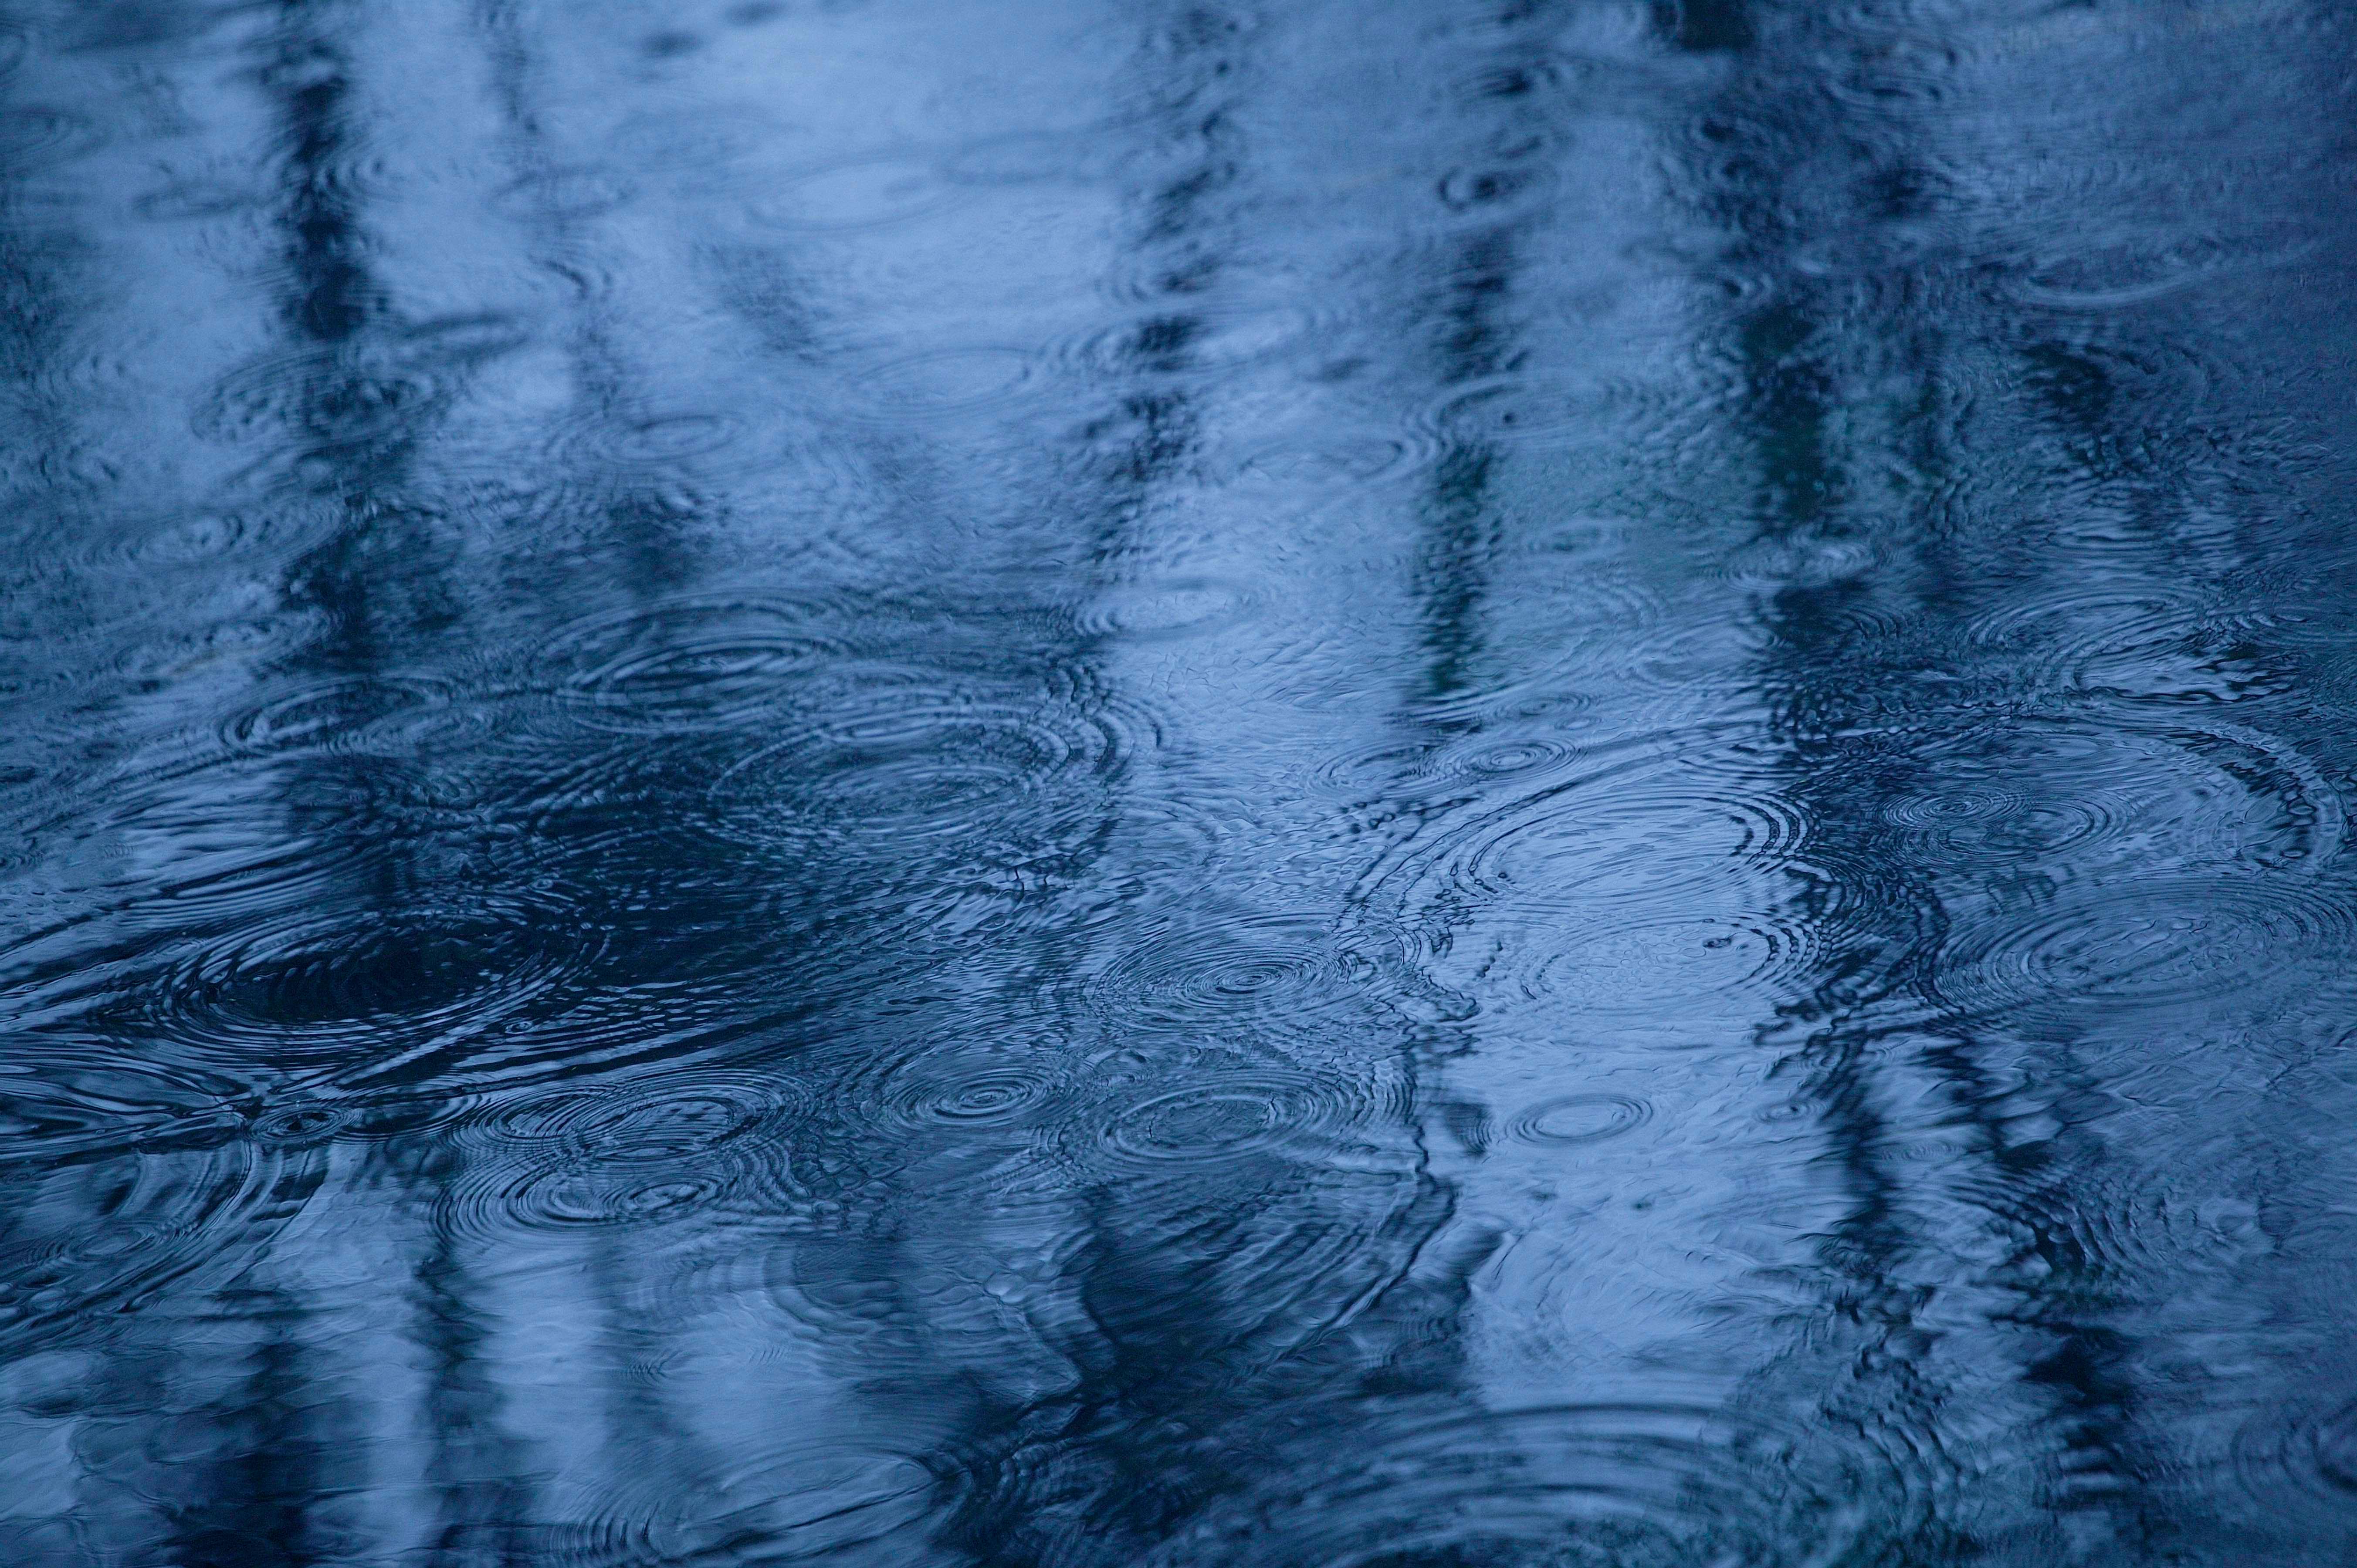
[1868,712,2342,882]
[704,692,1128,862]
[1363,737,1812,929]
[540,591,862,732]
[1074,913,1398,1041]
[444,1068,813,1238]
[1144,1402,1921,1568]
[140,892,601,1075]
[1933,876,2357,1024]
[0,1048,305,1348]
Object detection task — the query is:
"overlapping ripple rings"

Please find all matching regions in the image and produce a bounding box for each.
[1144,1402,1900,1568]
[541,592,860,732]
[1933,876,2357,1023]
[4,0,2356,1562]
[0,1046,305,1348]
[1362,738,1811,927]
[444,1068,812,1237]
[1860,710,2344,882]
[144,894,598,1070]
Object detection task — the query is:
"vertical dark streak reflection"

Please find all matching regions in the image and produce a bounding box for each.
[149,14,416,1560]
[165,1289,332,1568]
[935,15,1301,1561]
[1696,3,2297,1558]
[272,7,373,348]
[1080,6,1247,559]
[1414,441,1496,713]
[1405,30,1548,718]
[405,1177,540,1568]
[1663,6,2018,1560]
[1656,0,1751,55]
[3,0,2355,1561]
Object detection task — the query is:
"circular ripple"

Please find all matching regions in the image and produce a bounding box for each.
[2005,225,2316,311]
[132,179,261,222]
[1511,910,1822,1014]
[1308,740,1442,801]
[0,763,353,939]
[1070,575,1257,643]
[1887,777,2042,845]
[77,508,277,572]
[1063,1060,1407,1179]
[517,1171,725,1227]
[193,322,526,454]
[1065,301,1325,382]
[1933,877,2356,1021]
[193,347,444,450]
[1412,581,1671,725]
[705,693,1123,857]
[450,1069,810,1235]
[492,166,636,220]
[0,1102,295,1349]
[0,109,101,175]
[1104,1075,1321,1164]
[502,734,713,867]
[542,593,858,732]
[0,1146,282,1336]
[843,346,1037,423]
[1825,35,1964,108]
[705,1442,944,1556]
[1017,1071,1429,1369]
[106,616,298,692]
[1311,732,1589,804]
[748,155,971,231]
[251,1101,353,1148]
[1506,1093,1652,1146]
[1433,159,1559,226]
[1144,1402,1906,1568]
[551,407,746,472]
[480,1077,796,1160]
[220,673,474,758]
[1421,374,1686,451]
[2297,1405,2357,1492]
[147,895,594,1071]
[1079,914,1385,1038]
[1231,429,1440,493]
[1367,744,1810,925]
[1431,731,1591,787]
[1872,713,2338,879]
[2237,1396,2357,1521]
[0,1048,244,1160]
[1717,531,1879,590]
[1967,1163,2264,1293]
[1449,52,1584,104]
[857,1039,1082,1136]
[510,412,787,503]
[1967,589,2297,704]
[403,312,535,365]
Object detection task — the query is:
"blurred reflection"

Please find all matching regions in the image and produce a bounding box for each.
[0,1,2353,1565]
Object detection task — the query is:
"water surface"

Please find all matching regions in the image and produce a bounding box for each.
[3,1,2357,1563]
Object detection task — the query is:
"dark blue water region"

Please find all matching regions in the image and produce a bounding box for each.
[0,0,2354,1563]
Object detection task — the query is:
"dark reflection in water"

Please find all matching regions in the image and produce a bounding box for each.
[0,0,2354,1562]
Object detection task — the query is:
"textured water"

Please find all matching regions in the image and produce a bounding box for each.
[0,1,2354,1563]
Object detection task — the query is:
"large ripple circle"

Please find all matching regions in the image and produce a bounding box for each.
[447,1068,812,1237]
[1142,1402,1921,1568]
[148,893,597,1070]
[1933,877,2356,1020]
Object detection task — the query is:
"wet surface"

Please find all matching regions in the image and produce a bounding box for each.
[1,0,2354,1563]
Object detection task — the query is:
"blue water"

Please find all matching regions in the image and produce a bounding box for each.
[2,2,2355,1563]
